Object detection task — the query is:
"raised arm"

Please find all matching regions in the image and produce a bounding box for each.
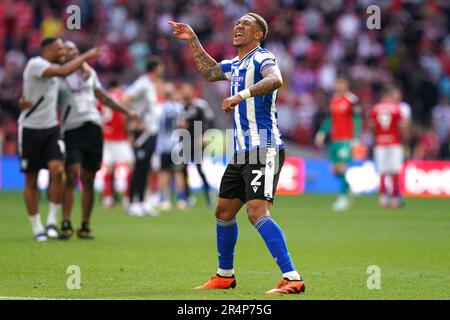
[95,88,140,125]
[121,94,134,107]
[169,21,225,82]
[42,48,100,77]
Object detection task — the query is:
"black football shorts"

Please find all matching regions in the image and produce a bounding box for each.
[160,152,185,171]
[19,125,65,173]
[64,122,103,172]
[219,147,285,203]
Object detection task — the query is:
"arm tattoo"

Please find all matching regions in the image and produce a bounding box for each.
[248,66,283,97]
[188,36,225,81]
[96,89,128,115]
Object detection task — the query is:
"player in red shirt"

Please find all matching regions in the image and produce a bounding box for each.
[370,86,408,208]
[315,76,361,211]
[100,78,134,208]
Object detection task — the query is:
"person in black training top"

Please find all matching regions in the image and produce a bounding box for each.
[122,56,164,217]
[180,83,215,206]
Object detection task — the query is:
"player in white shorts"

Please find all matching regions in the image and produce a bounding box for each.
[122,56,163,217]
[103,140,134,166]
[100,78,134,208]
[370,87,408,208]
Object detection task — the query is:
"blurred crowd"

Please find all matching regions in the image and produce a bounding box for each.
[1,0,450,159]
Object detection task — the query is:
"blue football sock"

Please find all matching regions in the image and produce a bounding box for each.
[177,191,186,201]
[216,218,238,271]
[160,191,168,203]
[254,215,296,274]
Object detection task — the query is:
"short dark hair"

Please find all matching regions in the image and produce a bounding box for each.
[146,56,161,72]
[245,13,268,41]
[336,72,352,81]
[40,37,58,49]
[108,76,120,88]
[382,84,397,97]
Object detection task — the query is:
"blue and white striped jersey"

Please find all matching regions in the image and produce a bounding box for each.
[156,101,184,154]
[219,46,284,153]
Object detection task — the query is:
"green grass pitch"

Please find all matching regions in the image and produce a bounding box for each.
[0,191,449,300]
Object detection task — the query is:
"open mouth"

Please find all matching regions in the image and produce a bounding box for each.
[234,32,244,40]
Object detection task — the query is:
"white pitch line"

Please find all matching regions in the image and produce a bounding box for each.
[0,296,78,300]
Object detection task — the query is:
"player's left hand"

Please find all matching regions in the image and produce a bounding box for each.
[222,95,242,114]
[18,96,33,110]
[127,110,142,127]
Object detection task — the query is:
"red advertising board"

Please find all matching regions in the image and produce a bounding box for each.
[276,157,305,195]
[400,160,450,197]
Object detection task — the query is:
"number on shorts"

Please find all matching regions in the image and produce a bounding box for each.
[251,170,263,187]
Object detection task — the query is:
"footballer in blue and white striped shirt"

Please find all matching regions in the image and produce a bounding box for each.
[170,13,305,295]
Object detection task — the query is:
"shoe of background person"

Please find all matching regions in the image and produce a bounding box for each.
[177,200,188,211]
[102,195,115,209]
[156,201,172,211]
[127,203,145,217]
[46,224,59,239]
[265,278,305,295]
[121,196,130,209]
[142,202,160,217]
[379,195,390,208]
[147,193,160,207]
[332,196,350,212]
[76,226,94,240]
[59,220,73,240]
[34,232,48,242]
[193,274,236,290]
[390,197,405,208]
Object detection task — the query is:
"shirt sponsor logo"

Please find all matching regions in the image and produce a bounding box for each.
[400,161,450,197]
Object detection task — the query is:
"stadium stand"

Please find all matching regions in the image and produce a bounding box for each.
[0,0,449,159]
